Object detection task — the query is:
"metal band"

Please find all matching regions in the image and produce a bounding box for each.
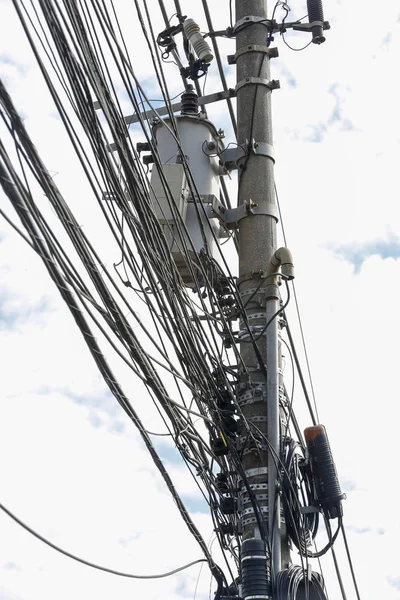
[228,45,278,64]
[241,482,268,492]
[247,415,268,423]
[239,466,268,479]
[242,494,268,504]
[238,325,265,340]
[236,77,280,93]
[242,505,269,516]
[249,201,279,219]
[242,444,268,456]
[241,516,258,527]
[233,15,272,33]
[238,381,267,392]
[242,312,267,322]
[241,555,267,562]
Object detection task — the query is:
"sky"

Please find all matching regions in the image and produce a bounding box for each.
[1,0,400,599]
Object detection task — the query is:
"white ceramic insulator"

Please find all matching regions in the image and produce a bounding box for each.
[183,19,214,63]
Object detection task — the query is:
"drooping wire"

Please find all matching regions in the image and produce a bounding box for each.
[0,501,207,580]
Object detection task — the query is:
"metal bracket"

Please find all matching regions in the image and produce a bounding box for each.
[228,45,278,64]
[292,20,331,33]
[211,198,279,230]
[233,15,272,34]
[236,77,280,93]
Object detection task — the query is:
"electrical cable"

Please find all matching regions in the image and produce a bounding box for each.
[340,523,362,600]
[0,501,207,579]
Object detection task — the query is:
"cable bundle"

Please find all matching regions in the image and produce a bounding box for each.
[276,565,327,599]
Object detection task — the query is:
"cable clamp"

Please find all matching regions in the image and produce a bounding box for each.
[235,77,280,93]
[228,45,278,64]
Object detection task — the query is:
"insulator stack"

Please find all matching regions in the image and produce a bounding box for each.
[307,0,325,44]
[180,86,199,115]
[241,538,271,600]
[183,19,214,63]
[304,425,345,519]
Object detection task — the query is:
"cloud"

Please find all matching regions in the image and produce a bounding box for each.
[330,234,400,271]
[347,526,386,536]
[388,576,400,591]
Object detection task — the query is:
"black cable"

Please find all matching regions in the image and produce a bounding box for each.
[275,182,320,423]
[283,316,317,426]
[276,564,328,599]
[331,546,348,600]
[341,523,362,600]
[0,501,207,579]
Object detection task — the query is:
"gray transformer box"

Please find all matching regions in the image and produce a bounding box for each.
[150,115,225,287]
[149,163,189,225]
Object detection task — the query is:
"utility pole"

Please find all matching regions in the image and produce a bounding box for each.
[235,0,286,596]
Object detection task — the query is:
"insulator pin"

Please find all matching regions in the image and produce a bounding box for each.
[304,424,345,519]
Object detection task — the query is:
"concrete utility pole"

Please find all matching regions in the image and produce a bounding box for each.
[235,0,288,595]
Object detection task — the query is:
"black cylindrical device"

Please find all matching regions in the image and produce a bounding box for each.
[307,0,325,44]
[241,538,271,600]
[180,85,199,115]
[304,424,345,519]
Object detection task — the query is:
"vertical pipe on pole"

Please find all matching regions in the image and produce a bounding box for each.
[266,293,281,576]
[235,0,280,594]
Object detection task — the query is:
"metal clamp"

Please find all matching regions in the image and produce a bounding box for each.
[228,45,278,64]
[236,77,280,93]
[212,198,279,229]
[220,140,275,170]
[233,15,272,34]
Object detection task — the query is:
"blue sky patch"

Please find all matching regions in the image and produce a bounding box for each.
[331,236,400,271]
